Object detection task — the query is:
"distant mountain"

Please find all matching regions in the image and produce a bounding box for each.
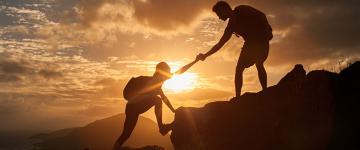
[171,62,360,150]
[32,114,173,150]
[0,130,44,150]
[31,127,78,141]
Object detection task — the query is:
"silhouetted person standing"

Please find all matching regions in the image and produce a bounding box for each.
[113,62,176,150]
[197,1,273,97]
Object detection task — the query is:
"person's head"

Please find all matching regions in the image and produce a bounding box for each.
[153,62,172,81]
[212,1,232,21]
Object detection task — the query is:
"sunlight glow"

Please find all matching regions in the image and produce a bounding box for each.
[163,73,198,93]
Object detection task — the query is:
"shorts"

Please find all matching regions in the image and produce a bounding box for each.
[125,95,161,115]
[238,39,269,68]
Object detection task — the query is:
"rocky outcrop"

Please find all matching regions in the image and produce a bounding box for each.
[171,62,360,150]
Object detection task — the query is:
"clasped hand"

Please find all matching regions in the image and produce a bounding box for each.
[196,53,207,61]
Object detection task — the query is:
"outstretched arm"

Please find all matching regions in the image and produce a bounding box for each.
[159,89,176,113]
[200,27,232,60]
[175,58,199,74]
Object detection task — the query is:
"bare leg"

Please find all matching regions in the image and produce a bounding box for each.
[154,97,163,129]
[113,114,139,150]
[256,62,267,90]
[235,65,245,97]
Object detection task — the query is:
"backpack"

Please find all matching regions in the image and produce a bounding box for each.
[123,76,152,101]
[234,5,273,40]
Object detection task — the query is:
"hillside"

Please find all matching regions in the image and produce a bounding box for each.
[171,62,360,150]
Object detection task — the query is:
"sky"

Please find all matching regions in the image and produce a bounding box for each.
[0,0,359,132]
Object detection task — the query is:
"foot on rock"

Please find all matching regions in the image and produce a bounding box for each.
[159,123,174,135]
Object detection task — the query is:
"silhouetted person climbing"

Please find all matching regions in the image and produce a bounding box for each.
[197,1,273,97]
[113,59,199,150]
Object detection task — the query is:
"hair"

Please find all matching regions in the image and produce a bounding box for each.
[212,1,231,13]
[155,62,171,76]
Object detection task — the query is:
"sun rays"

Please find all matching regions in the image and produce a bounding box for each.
[163,73,198,93]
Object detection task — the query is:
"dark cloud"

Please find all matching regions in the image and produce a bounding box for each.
[45,0,79,24]
[0,74,22,83]
[132,0,211,31]
[301,5,360,49]
[38,69,63,79]
[73,0,216,34]
[245,0,360,65]
[0,60,64,80]
[0,60,33,75]
[0,12,17,26]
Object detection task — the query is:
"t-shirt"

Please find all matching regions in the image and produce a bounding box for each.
[226,5,273,41]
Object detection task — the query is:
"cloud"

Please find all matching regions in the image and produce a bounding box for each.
[76,0,117,27]
[0,59,63,82]
[94,77,127,98]
[73,0,216,36]
[38,69,63,79]
[0,60,33,75]
[0,74,22,83]
[132,0,211,32]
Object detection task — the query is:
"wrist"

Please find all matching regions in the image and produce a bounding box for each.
[204,53,209,59]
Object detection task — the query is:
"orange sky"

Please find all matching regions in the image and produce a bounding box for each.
[0,0,359,132]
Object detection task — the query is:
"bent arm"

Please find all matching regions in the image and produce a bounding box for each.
[159,90,176,113]
[204,27,232,58]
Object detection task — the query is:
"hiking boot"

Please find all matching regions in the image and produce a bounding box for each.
[159,123,174,135]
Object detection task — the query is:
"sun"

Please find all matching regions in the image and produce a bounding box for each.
[163,73,198,93]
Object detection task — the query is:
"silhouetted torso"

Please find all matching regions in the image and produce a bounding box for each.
[227,5,272,41]
[139,76,162,96]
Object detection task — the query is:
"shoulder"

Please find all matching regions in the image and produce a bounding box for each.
[139,75,152,79]
[226,18,235,31]
[136,76,152,81]
[234,5,253,11]
[134,76,153,85]
[235,5,263,14]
